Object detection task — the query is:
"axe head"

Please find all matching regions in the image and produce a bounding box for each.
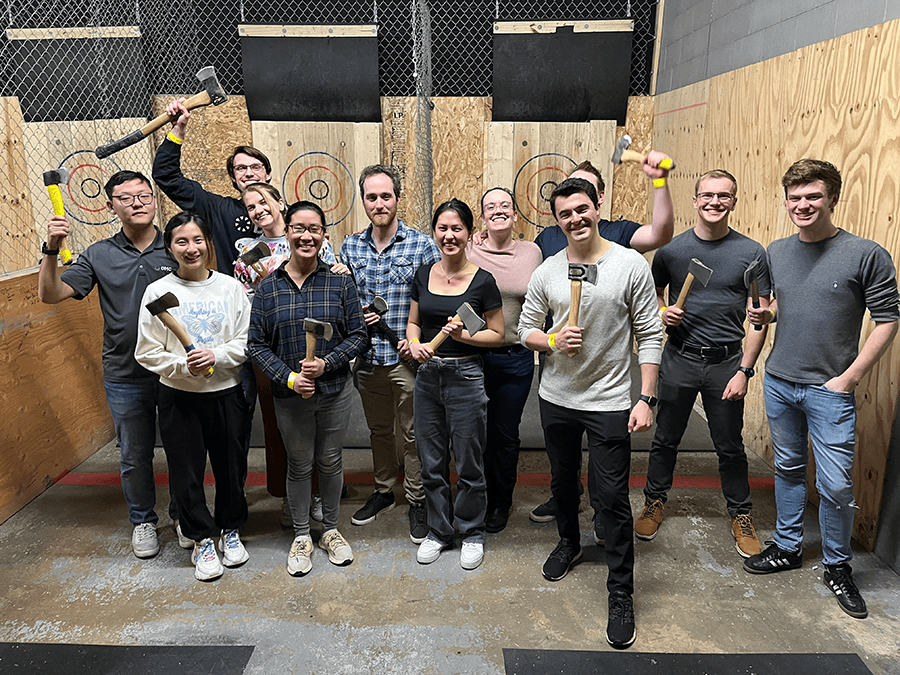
[196,66,228,106]
[146,291,180,316]
[611,134,633,165]
[743,258,760,288]
[688,258,714,287]
[568,262,598,285]
[303,317,333,342]
[369,296,389,316]
[239,241,270,266]
[43,167,69,187]
[456,302,487,335]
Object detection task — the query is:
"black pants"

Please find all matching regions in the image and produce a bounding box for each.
[158,384,249,542]
[645,347,751,516]
[541,397,634,596]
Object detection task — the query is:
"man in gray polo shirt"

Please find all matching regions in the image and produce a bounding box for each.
[38,170,176,559]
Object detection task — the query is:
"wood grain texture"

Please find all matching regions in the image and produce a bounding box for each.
[0,271,111,524]
[612,95,658,225]
[0,97,36,274]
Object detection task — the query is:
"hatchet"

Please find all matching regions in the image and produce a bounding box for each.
[612,134,676,170]
[566,262,599,356]
[427,302,486,351]
[95,66,228,159]
[43,168,73,264]
[301,318,333,398]
[239,241,271,279]
[743,258,763,332]
[673,258,713,311]
[365,295,402,348]
[145,292,214,378]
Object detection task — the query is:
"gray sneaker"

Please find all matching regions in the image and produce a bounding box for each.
[174,522,194,549]
[287,535,313,576]
[132,523,159,558]
[319,529,353,566]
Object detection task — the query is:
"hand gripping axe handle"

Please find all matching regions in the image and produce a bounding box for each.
[145,292,214,378]
[301,318,334,399]
[43,168,73,264]
[612,134,676,170]
[566,263,598,357]
[427,302,486,351]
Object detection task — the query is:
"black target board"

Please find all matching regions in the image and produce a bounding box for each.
[492,24,633,124]
[241,34,380,122]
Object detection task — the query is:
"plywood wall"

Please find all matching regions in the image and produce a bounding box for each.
[653,19,900,549]
[1,98,36,274]
[0,270,111,523]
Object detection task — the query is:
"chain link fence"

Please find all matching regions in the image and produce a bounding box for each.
[0,0,658,274]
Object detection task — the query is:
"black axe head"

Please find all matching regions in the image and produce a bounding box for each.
[239,241,270,266]
[743,258,760,288]
[43,167,69,187]
[146,291,179,316]
[568,262,598,285]
[196,66,227,106]
[368,296,389,316]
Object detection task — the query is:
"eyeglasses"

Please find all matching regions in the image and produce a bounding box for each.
[695,192,735,203]
[113,193,154,206]
[234,163,265,174]
[287,223,324,235]
[483,201,514,213]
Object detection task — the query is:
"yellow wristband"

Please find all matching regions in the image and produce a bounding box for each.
[167,132,183,145]
[767,309,776,322]
[410,338,420,343]
[287,372,298,389]
[548,333,557,349]
[653,177,667,188]
[659,306,667,317]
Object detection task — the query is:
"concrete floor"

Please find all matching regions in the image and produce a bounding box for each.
[1,439,899,674]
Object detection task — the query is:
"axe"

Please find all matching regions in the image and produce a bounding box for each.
[566,262,599,356]
[239,241,271,279]
[673,258,713,311]
[612,134,676,170]
[43,168,73,264]
[743,258,763,332]
[427,302,486,351]
[145,292,214,378]
[365,295,402,348]
[95,66,228,159]
[301,318,333,399]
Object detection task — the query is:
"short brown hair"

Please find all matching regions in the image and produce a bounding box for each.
[571,160,605,195]
[549,177,598,219]
[694,169,737,196]
[241,182,286,218]
[480,186,516,214]
[781,159,841,200]
[359,164,402,199]
[226,146,272,189]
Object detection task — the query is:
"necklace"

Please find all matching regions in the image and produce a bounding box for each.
[441,260,469,283]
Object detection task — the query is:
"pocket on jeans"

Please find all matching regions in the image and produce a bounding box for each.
[457,360,484,381]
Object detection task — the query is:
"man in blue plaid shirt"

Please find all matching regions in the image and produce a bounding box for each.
[340,165,441,544]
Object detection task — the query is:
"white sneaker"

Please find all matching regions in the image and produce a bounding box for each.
[460,539,484,570]
[287,535,313,576]
[416,536,448,565]
[192,538,224,581]
[218,529,249,567]
[132,523,159,558]
[174,522,193,549]
[319,529,353,566]
[310,495,324,522]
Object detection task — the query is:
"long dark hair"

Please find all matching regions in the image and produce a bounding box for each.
[432,198,474,233]
[164,211,216,269]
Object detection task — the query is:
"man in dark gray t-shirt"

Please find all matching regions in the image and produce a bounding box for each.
[638,169,771,560]
[744,159,899,621]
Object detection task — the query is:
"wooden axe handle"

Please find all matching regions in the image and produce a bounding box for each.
[155,310,214,378]
[566,281,583,357]
[302,331,319,398]
[619,149,676,170]
[673,272,696,311]
[427,314,461,351]
[750,278,762,332]
[140,90,213,136]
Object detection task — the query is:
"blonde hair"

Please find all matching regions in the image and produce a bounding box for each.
[241,183,287,229]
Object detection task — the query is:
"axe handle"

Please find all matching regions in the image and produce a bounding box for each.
[674,272,696,311]
[618,149,676,170]
[427,314,461,351]
[750,278,762,332]
[155,311,214,378]
[566,281,583,358]
[302,331,319,398]
[46,184,73,264]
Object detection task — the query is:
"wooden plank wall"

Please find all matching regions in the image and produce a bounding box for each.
[0,98,36,274]
[653,19,900,549]
[0,270,111,523]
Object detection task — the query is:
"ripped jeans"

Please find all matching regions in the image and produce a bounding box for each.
[764,373,858,565]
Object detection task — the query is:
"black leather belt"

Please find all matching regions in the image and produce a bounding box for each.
[668,336,741,360]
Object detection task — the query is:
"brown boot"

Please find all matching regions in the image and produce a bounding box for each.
[732,513,761,558]
[634,498,664,540]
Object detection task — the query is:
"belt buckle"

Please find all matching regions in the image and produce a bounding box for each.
[699,345,720,359]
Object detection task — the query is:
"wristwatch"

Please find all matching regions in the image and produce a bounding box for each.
[738,366,755,378]
[639,394,658,407]
[41,242,60,256]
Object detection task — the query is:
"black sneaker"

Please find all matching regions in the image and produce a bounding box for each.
[592,513,605,546]
[485,507,510,534]
[351,490,395,525]
[824,564,868,618]
[606,591,636,649]
[408,502,428,544]
[542,538,582,581]
[530,497,557,523]
[743,542,802,574]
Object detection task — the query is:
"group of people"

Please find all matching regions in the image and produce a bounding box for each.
[36,96,898,651]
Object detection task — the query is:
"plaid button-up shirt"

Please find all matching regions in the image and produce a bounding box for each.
[340,220,441,365]
[249,259,368,397]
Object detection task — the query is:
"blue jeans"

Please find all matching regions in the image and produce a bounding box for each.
[415,356,488,544]
[764,373,858,565]
[274,382,353,537]
[104,379,162,525]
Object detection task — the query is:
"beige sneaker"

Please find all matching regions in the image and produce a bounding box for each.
[732,513,761,558]
[287,535,313,576]
[319,529,353,566]
[634,498,664,540]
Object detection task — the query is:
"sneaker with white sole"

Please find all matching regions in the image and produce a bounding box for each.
[218,529,249,567]
[460,539,484,570]
[287,535,313,576]
[174,522,194,549]
[191,538,224,581]
[310,495,324,522]
[416,536,449,564]
[319,529,353,566]
[132,523,159,558]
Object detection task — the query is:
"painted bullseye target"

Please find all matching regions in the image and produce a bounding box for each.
[513,153,577,231]
[282,152,355,226]
[58,151,122,226]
